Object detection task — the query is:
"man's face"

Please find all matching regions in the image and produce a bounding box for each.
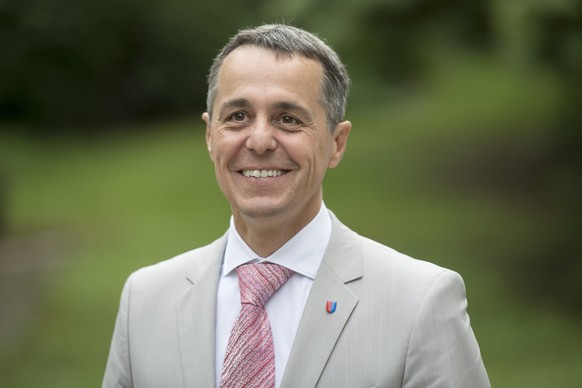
[203,45,350,228]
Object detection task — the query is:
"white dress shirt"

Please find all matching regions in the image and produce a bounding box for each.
[215,202,332,387]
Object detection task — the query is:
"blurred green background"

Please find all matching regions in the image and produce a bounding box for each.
[1,0,581,386]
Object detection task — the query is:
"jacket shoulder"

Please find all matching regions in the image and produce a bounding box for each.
[127,234,226,294]
[359,234,453,279]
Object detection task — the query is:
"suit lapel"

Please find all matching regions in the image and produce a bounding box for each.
[176,235,226,387]
[281,212,363,387]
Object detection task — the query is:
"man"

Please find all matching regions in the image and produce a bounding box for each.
[103,24,490,387]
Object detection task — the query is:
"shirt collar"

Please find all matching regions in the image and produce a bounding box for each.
[223,202,332,279]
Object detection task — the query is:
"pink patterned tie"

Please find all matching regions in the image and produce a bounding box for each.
[220,263,294,388]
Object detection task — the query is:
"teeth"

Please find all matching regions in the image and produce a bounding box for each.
[242,170,285,178]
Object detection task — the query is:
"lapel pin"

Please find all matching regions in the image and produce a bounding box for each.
[326,300,337,314]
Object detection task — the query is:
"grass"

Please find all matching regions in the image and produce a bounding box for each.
[1,60,581,386]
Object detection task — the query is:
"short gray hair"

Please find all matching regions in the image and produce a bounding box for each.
[206,24,350,131]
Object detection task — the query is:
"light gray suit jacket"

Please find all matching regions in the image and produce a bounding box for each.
[103,212,490,387]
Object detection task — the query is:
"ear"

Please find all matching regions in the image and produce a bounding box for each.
[328,120,351,168]
[202,112,212,155]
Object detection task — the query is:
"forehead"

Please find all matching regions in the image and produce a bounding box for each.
[221,44,323,79]
[215,45,324,109]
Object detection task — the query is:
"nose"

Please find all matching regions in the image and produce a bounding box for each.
[245,118,277,154]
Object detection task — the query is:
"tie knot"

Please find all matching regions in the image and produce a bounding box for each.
[237,263,293,307]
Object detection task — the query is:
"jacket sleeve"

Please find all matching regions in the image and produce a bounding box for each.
[402,270,490,387]
[102,275,134,388]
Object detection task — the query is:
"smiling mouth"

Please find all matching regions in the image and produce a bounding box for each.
[241,169,289,178]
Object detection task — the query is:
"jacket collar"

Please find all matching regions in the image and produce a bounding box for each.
[281,211,363,387]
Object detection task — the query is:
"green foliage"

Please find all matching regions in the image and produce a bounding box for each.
[0,0,258,126]
[2,0,581,131]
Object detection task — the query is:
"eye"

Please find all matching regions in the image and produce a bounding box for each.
[280,115,298,124]
[276,114,302,130]
[230,112,247,121]
[223,111,251,127]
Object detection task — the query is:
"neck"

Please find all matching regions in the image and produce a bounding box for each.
[233,204,321,258]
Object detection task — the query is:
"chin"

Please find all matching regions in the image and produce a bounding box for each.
[238,206,285,220]
[233,198,290,220]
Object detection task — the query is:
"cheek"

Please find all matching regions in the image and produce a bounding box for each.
[300,141,330,178]
[211,133,238,165]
